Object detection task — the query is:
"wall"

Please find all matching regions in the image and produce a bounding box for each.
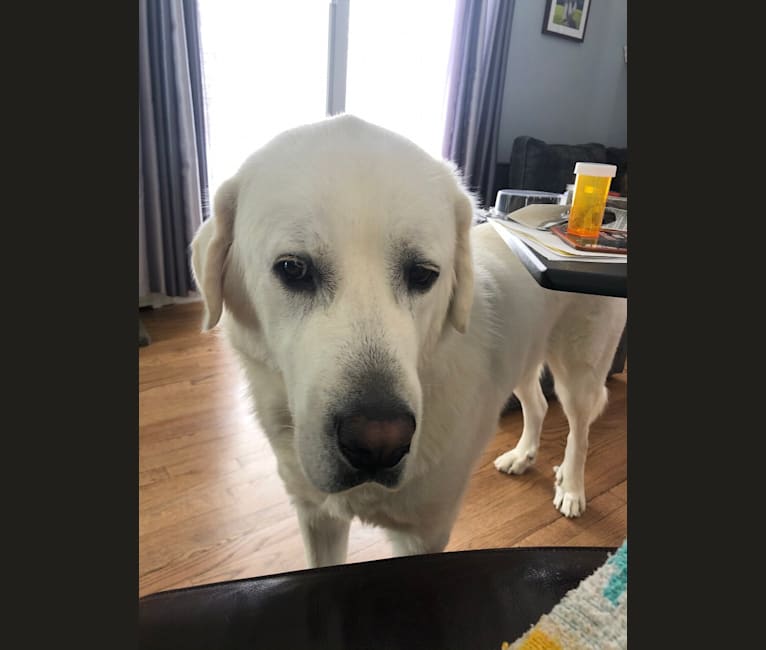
[497,0,627,162]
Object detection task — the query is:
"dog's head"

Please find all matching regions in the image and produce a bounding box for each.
[191,115,474,493]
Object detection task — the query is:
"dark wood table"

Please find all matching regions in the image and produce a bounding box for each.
[488,220,627,298]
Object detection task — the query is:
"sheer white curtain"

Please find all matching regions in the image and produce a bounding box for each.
[198,0,328,197]
[344,0,456,158]
[198,0,457,197]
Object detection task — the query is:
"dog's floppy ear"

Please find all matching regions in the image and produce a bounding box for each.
[449,187,475,334]
[191,177,239,331]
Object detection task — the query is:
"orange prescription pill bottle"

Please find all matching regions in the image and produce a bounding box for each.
[566,162,617,243]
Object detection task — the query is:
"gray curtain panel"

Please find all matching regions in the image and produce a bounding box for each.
[139,0,209,298]
[442,0,515,209]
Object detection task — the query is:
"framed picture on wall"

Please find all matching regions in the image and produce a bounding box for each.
[542,0,591,43]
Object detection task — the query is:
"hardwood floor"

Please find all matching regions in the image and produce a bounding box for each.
[139,302,627,597]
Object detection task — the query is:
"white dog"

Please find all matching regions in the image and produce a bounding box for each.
[191,115,626,568]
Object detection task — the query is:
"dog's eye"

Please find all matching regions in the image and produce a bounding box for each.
[407,264,439,292]
[274,256,314,290]
[279,259,308,281]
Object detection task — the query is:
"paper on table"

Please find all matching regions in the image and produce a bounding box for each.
[498,204,568,229]
[488,218,627,263]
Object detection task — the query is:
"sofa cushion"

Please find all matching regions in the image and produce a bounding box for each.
[606,146,628,195]
[508,136,608,194]
[507,136,626,196]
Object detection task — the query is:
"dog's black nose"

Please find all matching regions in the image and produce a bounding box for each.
[337,409,416,471]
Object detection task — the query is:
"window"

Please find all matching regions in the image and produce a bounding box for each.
[199,0,456,194]
[198,0,328,194]
[344,0,456,157]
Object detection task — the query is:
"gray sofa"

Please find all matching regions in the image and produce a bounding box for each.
[494,135,627,201]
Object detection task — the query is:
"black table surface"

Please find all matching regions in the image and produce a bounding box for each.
[139,547,614,650]
[486,218,627,298]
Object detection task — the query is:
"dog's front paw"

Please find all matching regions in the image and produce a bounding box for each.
[552,465,586,517]
[494,445,537,475]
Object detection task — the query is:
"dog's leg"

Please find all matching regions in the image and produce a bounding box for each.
[386,525,452,557]
[546,299,625,518]
[549,378,608,518]
[296,504,351,568]
[547,338,615,517]
[494,365,548,475]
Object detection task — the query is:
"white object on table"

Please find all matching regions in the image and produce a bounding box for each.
[488,218,627,264]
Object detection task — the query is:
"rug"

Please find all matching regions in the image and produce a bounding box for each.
[501,540,627,649]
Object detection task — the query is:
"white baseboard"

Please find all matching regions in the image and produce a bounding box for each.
[139,292,202,309]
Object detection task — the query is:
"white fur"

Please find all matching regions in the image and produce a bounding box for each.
[191,115,627,567]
